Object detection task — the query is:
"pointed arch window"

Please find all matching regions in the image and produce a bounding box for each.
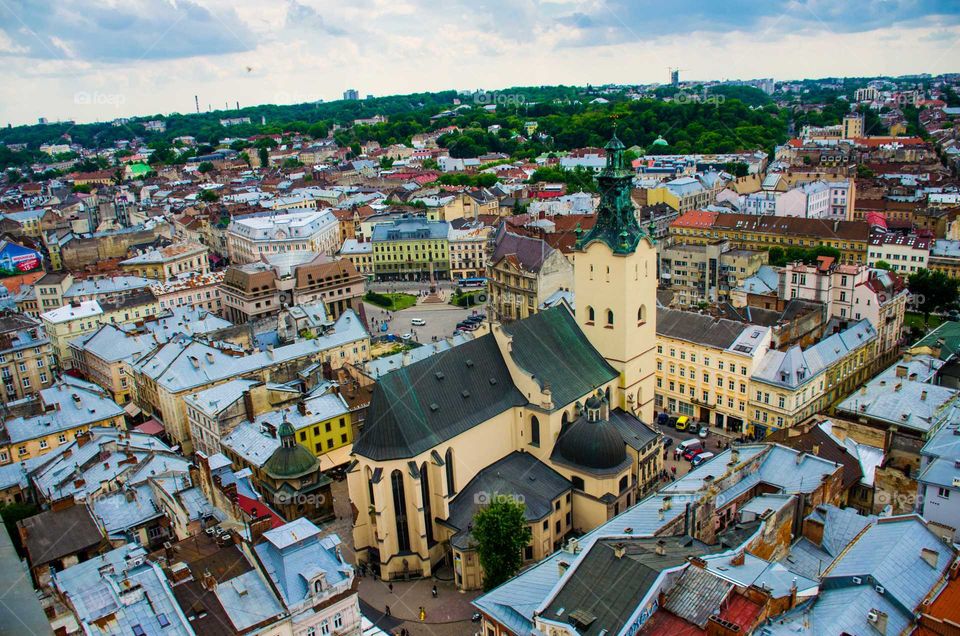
[530,416,540,447]
[606,309,614,326]
[391,470,411,552]
[445,448,456,495]
[586,306,595,324]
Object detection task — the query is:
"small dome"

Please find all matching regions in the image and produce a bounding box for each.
[584,395,602,410]
[264,421,319,479]
[652,135,669,146]
[554,416,627,471]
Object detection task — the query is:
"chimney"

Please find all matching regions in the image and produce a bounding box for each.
[658,508,664,520]
[868,609,888,635]
[613,543,626,559]
[297,400,308,416]
[662,496,672,511]
[76,430,92,447]
[205,352,215,364]
[921,547,939,568]
[558,559,570,577]
[895,365,907,378]
[125,489,136,502]
[243,389,256,422]
[731,550,745,566]
[921,390,928,401]
[655,540,666,556]
[795,451,804,464]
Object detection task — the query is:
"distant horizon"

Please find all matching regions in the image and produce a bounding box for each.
[7,71,960,130]
[2,0,959,126]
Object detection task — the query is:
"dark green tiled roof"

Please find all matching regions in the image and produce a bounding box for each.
[913,321,960,360]
[263,442,319,479]
[504,306,618,409]
[353,306,616,461]
[352,336,527,461]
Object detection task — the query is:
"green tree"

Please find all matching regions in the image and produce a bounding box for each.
[874,260,892,271]
[197,161,215,174]
[198,189,219,203]
[72,183,93,194]
[282,157,303,169]
[258,146,269,168]
[472,497,532,591]
[908,269,960,324]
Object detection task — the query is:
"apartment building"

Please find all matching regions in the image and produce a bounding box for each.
[644,175,717,212]
[448,223,492,280]
[659,240,766,306]
[488,229,573,322]
[337,238,374,277]
[670,211,871,264]
[655,308,772,432]
[0,376,125,465]
[226,208,341,264]
[220,253,364,324]
[371,217,450,281]
[118,241,210,281]
[40,290,160,370]
[781,258,908,364]
[867,233,931,273]
[150,270,224,314]
[132,310,369,453]
[0,312,55,402]
[750,319,877,436]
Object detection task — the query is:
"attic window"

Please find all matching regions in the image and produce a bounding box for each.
[429,403,439,412]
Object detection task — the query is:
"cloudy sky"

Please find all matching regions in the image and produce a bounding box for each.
[1,0,958,125]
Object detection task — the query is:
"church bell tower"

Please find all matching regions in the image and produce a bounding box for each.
[574,132,657,423]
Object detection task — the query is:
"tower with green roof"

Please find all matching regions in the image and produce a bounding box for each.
[573,131,657,422]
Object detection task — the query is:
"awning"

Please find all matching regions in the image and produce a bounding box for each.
[318,444,353,471]
[124,403,142,417]
[133,418,164,435]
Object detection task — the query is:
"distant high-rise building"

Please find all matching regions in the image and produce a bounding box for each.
[670,69,679,87]
[37,117,48,125]
[842,113,865,140]
[343,89,359,101]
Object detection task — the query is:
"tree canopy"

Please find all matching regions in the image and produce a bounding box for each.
[472,497,532,592]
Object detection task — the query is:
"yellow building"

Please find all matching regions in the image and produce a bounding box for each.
[371,217,450,281]
[748,319,876,436]
[425,191,500,222]
[119,241,209,281]
[0,377,125,465]
[655,308,772,434]
[40,291,160,370]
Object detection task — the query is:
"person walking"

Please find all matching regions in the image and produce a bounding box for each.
[385,605,391,617]
[431,584,437,598]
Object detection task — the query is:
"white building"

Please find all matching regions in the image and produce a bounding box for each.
[867,234,931,273]
[227,208,341,264]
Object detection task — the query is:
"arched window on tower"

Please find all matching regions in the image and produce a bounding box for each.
[606,309,614,326]
[445,448,456,495]
[530,416,540,447]
[420,462,434,546]
[638,305,647,325]
[586,306,595,324]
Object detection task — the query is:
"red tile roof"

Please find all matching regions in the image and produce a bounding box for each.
[237,494,285,529]
[916,575,960,635]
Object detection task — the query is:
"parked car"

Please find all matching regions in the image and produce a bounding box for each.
[662,436,673,448]
[698,426,709,438]
[691,452,715,467]
[667,416,678,429]
[657,413,670,427]
[401,333,413,340]
[682,447,703,461]
[465,315,484,324]
[456,321,479,331]
[674,416,690,431]
[411,318,426,326]
[674,438,703,458]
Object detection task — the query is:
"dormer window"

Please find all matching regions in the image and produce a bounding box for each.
[312,573,327,595]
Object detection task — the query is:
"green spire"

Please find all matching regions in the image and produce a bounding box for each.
[576,131,645,254]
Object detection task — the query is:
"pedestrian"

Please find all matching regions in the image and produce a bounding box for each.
[432,584,437,598]
[388,582,393,593]
[385,605,391,617]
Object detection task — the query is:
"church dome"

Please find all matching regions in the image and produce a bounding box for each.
[651,135,669,146]
[264,420,320,479]
[553,415,627,472]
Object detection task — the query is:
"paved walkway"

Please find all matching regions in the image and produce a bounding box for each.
[358,573,479,624]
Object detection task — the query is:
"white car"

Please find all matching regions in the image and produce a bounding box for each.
[411,318,426,326]
[401,333,413,340]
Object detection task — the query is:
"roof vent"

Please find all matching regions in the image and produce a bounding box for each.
[461,390,470,398]
[489,378,497,385]
[434,371,444,380]
[429,403,439,412]
[465,359,474,367]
